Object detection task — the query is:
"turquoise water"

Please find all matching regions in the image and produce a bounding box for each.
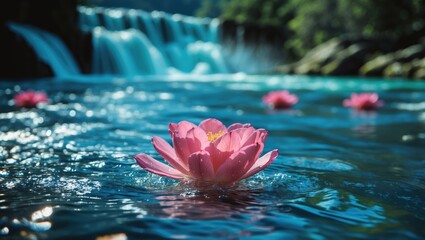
[1,74,425,239]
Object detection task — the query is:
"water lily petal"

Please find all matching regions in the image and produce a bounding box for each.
[34,94,48,103]
[186,127,209,150]
[169,121,197,138]
[215,131,241,152]
[232,127,255,144]
[215,143,262,184]
[171,126,208,165]
[169,123,178,133]
[152,136,189,174]
[228,123,251,131]
[240,149,278,180]
[188,151,214,181]
[134,154,185,180]
[172,133,192,165]
[369,93,378,102]
[344,93,383,110]
[263,90,298,109]
[206,131,240,170]
[14,91,48,108]
[199,118,227,134]
[243,129,268,146]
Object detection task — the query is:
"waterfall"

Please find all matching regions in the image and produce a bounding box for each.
[92,27,168,75]
[78,6,230,76]
[8,22,81,78]
[5,6,280,79]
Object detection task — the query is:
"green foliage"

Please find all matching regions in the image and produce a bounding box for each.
[287,0,425,57]
[217,0,425,60]
[219,0,292,26]
[196,0,229,17]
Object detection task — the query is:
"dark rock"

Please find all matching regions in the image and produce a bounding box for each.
[276,37,383,75]
[283,38,343,75]
[297,39,342,74]
[396,44,425,62]
[321,43,372,75]
[0,25,53,79]
[275,26,425,80]
[414,68,425,80]
[410,57,425,80]
[359,54,394,76]
[383,62,406,78]
[360,44,425,77]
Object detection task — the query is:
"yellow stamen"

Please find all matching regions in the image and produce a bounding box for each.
[207,131,225,142]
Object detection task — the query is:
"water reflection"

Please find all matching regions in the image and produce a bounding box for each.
[264,108,304,116]
[349,108,378,119]
[289,188,389,227]
[284,157,356,171]
[148,186,265,220]
[351,124,377,139]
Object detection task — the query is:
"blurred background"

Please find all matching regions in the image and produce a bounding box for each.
[1,0,425,79]
[73,0,425,60]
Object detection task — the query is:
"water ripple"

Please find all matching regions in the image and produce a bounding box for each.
[1,77,424,239]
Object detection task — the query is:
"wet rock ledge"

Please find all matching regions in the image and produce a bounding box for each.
[276,33,425,80]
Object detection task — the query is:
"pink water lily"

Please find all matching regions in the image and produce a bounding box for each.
[14,90,48,108]
[263,90,298,109]
[134,118,278,185]
[343,93,383,110]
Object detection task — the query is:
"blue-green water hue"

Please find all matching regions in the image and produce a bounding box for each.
[1,74,425,239]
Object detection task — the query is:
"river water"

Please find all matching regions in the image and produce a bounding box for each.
[1,74,424,239]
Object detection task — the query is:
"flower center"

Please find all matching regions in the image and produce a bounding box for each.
[207,131,225,142]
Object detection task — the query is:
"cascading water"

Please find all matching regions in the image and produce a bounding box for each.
[7,6,278,78]
[91,27,169,75]
[79,6,230,76]
[8,22,81,78]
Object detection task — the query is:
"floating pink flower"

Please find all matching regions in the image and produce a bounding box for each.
[134,118,278,185]
[343,93,383,110]
[14,90,48,108]
[263,90,298,109]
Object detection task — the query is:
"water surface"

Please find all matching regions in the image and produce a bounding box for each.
[1,74,425,239]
